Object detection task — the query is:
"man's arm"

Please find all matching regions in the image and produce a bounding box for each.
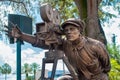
[7,26,36,44]
[19,32,36,44]
[95,42,111,73]
[6,26,48,49]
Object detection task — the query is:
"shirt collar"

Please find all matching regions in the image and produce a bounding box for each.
[71,37,85,50]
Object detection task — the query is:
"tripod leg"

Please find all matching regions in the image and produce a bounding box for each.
[50,58,58,80]
[62,57,79,80]
[40,58,46,80]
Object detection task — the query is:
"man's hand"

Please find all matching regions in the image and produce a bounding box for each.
[5,25,22,38]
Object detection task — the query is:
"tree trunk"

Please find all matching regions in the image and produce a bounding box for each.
[5,74,7,80]
[26,73,28,80]
[34,70,36,80]
[73,0,87,20]
[74,0,107,45]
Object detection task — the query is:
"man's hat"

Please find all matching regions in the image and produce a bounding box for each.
[61,18,85,33]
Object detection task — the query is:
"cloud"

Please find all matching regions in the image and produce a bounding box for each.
[0,40,66,72]
[0,41,46,72]
[103,16,120,45]
[21,48,46,65]
[0,41,16,73]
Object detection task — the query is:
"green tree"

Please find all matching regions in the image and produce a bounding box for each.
[107,44,120,80]
[30,62,40,80]
[1,63,12,80]
[0,0,120,44]
[109,58,120,80]
[0,66,2,75]
[22,63,32,80]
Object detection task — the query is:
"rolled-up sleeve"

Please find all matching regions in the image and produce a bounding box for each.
[32,35,49,49]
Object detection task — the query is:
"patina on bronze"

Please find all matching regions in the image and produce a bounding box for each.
[36,4,79,80]
[6,3,79,80]
[6,3,111,80]
[55,18,111,80]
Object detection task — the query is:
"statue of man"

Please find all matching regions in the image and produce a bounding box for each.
[7,18,111,80]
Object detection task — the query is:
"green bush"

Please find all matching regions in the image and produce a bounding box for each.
[107,44,120,80]
[25,75,34,80]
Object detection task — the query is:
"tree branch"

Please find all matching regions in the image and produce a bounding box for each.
[0,0,29,16]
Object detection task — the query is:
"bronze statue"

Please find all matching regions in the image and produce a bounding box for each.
[6,3,111,80]
[57,18,111,80]
[7,19,111,80]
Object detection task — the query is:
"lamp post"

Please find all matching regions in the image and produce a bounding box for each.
[16,39,22,80]
[8,14,32,80]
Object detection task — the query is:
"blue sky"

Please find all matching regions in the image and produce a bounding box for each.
[0,3,67,73]
[102,6,120,45]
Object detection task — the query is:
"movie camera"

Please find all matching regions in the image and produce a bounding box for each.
[36,3,63,46]
[38,3,78,80]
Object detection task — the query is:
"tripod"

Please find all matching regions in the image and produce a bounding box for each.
[37,3,78,79]
[40,48,78,80]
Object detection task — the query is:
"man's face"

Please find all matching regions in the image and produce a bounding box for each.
[64,25,80,41]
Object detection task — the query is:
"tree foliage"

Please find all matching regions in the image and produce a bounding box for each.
[22,63,32,80]
[1,63,12,80]
[99,0,120,25]
[107,44,120,64]
[30,62,40,80]
[41,0,79,21]
[0,66,2,74]
[0,0,120,24]
[0,0,120,31]
[1,63,11,74]
[1,0,120,45]
[107,44,120,80]
[21,63,40,80]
